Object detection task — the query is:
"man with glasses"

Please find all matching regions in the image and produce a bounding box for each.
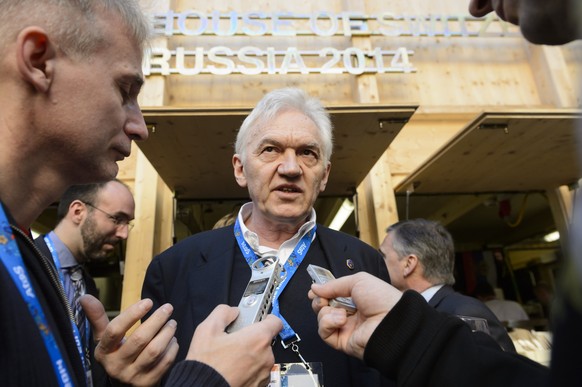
[35,179,135,386]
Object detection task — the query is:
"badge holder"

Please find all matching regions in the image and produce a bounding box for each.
[269,362,324,387]
[269,335,324,387]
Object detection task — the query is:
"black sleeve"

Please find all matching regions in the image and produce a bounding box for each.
[165,360,229,387]
[364,291,549,387]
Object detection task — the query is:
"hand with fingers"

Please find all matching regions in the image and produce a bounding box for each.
[185,304,283,387]
[80,295,179,387]
[308,272,402,360]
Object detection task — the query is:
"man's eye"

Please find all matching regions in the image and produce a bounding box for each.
[301,149,317,158]
[263,146,276,153]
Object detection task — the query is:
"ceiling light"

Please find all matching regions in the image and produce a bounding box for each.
[329,198,355,231]
[543,231,560,243]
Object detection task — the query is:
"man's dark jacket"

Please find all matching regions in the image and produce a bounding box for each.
[0,205,86,386]
[142,224,392,386]
[428,284,516,352]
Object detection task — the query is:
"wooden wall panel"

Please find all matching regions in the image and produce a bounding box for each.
[143,0,572,108]
[131,0,580,290]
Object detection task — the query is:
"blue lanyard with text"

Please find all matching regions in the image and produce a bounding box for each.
[44,235,90,377]
[0,205,74,387]
[234,218,315,346]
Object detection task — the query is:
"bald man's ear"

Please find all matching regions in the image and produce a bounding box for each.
[69,201,87,226]
[16,27,56,93]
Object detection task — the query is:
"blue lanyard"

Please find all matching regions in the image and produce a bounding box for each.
[0,204,74,387]
[234,218,315,346]
[44,235,90,376]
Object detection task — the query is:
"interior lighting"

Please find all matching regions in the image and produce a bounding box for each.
[543,231,560,243]
[329,198,355,231]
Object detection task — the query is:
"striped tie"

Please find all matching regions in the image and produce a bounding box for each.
[63,265,88,351]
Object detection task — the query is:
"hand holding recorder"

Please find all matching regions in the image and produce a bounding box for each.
[307,264,357,314]
[308,272,402,360]
[187,304,283,387]
[188,255,282,386]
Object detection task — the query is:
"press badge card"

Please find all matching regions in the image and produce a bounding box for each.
[269,363,324,387]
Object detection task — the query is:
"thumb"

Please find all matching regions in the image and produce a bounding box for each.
[204,304,240,332]
[79,294,109,342]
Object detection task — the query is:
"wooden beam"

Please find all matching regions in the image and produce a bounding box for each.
[526,43,577,107]
[121,149,158,312]
[370,151,399,244]
[348,17,397,245]
[153,176,174,255]
[356,175,379,247]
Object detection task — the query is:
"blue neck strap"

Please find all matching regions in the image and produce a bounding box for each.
[0,204,74,387]
[234,218,315,346]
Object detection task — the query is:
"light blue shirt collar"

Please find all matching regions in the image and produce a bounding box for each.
[47,231,79,268]
[421,283,445,302]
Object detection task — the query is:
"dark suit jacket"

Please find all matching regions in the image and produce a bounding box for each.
[143,224,393,386]
[428,285,516,352]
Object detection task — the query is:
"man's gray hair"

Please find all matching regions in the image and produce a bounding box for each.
[235,88,333,164]
[0,0,151,57]
[387,219,456,285]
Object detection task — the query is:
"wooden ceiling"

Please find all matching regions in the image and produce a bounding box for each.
[137,108,581,250]
[139,105,417,199]
[394,110,582,250]
[395,111,582,194]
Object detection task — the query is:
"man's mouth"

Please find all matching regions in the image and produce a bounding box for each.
[103,240,119,250]
[281,187,298,192]
[113,145,131,160]
[277,185,302,193]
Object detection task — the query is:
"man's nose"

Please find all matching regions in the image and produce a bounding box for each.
[115,223,130,239]
[125,104,148,141]
[277,150,302,177]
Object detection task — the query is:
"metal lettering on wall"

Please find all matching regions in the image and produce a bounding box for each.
[144,11,517,76]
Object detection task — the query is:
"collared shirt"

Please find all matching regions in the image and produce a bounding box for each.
[236,202,317,265]
[46,231,79,269]
[421,283,445,302]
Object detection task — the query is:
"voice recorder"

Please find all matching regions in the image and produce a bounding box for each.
[307,264,357,315]
[226,255,283,333]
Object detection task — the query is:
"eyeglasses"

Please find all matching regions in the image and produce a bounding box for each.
[82,202,134,231]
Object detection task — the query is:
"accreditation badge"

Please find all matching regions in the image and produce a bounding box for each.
[269,362,324,387]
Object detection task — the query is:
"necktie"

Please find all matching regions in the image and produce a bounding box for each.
[62,265,88,350]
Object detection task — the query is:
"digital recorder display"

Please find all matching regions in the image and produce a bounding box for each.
[243,278,268,296]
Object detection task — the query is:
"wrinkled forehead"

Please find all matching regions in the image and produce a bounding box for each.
[250,111,322,144]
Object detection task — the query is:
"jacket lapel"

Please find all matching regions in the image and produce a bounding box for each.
[188,227,240,322]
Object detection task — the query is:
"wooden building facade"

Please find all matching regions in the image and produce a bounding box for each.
[38,0,582,314]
